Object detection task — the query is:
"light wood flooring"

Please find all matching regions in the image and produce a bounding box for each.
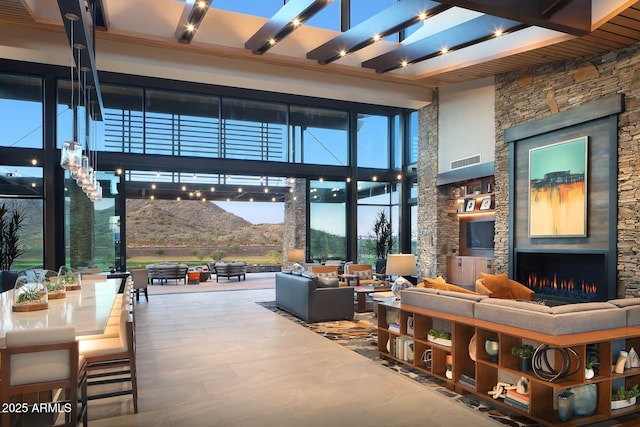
[89,285,502,426]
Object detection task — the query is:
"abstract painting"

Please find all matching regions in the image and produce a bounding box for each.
[529,136,588,237]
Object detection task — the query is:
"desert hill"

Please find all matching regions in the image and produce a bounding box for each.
[126,199,283,248]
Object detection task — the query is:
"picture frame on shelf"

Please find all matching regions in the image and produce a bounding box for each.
[480,197,492,210]
[465,199,476,212]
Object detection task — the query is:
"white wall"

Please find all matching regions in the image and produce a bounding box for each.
[438,77,495,173]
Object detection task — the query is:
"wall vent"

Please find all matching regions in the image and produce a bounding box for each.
[450,154,481,170]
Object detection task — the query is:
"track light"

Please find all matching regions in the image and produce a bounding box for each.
[175,0,212,44]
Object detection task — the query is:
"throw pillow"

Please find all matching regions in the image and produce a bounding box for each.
[444,283,478,295]
[317,276,339,288]
[354,270,372,280]
[421,276,448,290]
[316,271,337,279]
[480,272,513,299]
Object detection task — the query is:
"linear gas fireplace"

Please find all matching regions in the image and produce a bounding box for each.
[515,250,612,302]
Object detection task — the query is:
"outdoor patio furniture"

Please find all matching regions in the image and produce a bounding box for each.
[209,262,247,282]
[146,263,188,285]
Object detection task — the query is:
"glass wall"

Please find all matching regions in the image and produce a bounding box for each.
[357,114,389,168]
[290,106,348,166]
[408,111,419,165]
[221,98,287,161]
[356,181,393,266]
[309,180,346,261]
[0,74,42,148]
[0,166,44,270]
[65,171,118,270]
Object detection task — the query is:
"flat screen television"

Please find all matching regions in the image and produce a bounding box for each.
[466,220,495,249]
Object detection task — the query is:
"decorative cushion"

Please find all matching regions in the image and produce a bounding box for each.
[316,271,337,279]
[444,283,478,295]
[480,272,512,299]
[421,276,448,290]
[354,270,372,280]
[317,276,339,288]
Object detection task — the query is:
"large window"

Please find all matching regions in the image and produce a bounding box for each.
[0,166,44,270]
[0,74,42,149]
[357,114,389,168]
[221,98,287,161]
[356,181,393,265]
[290,106,348,166]
[309,180,346,261]
[65,171,118,270]
[146,89,219,157]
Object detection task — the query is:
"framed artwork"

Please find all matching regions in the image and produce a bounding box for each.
[528,136,588,237]
[465,199,475,212]
[479,197,492,210]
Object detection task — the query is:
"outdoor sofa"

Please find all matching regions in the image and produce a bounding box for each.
[209,262,247,282]
[146,263,189,285]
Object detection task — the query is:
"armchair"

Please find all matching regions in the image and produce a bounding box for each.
[308,265,347,287]
[344,264,377,286]
[475,273,534,300]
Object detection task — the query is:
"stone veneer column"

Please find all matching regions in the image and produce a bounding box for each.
[417,89,447,278]
[283,178,307,266]
[494,42,640,295]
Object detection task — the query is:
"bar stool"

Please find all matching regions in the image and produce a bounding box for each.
[1,326,88,427]
[79,307,138,413]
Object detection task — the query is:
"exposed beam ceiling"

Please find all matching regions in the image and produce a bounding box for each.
[245,0,332,54]
[307,0,452,65]
[175,0,212,44]
[3,0,640,106]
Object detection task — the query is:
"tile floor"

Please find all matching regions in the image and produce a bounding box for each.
[90,287,502,426]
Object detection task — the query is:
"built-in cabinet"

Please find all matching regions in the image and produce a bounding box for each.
[447,255,494,287]
[378,301,640,426]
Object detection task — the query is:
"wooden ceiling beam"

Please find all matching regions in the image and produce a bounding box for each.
[434,0,591,36]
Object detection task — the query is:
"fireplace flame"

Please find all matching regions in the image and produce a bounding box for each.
[527,272,597,299]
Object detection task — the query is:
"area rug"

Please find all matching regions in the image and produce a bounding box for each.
[256,301,540,427]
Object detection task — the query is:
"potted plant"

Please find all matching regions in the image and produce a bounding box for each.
[611,384,640,410]
[585,359,599,380]
[372,210,393,275]
[0,203,25,292]
[427,328,452,347]
[12,274,48,312]
[511,344,535,372]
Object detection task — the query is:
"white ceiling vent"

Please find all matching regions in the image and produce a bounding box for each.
[450,154,481,170]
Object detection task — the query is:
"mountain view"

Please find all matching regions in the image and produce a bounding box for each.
[126,199,284,263]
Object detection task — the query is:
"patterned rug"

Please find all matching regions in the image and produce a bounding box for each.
[256,301,541,427]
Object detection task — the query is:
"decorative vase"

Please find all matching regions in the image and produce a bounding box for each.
[485,338,499,363]
[585,368,595,380]
[571,384,597,416]
[558,391,574,421]
[518,356,532,372]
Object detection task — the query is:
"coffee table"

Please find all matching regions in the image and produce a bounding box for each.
[353,285,392,313]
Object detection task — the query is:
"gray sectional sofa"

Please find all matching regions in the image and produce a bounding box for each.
[400,287,640,335]
[275,272,354,323]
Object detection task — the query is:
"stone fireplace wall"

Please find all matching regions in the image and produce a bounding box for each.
[417,40,640,295]
[493,41,640,296]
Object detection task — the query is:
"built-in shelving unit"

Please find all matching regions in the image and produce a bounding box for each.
[377,301,640,426]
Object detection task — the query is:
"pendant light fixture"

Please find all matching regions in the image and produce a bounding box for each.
[60,12,83,172]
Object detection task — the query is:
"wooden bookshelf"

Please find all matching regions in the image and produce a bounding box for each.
[377,301,640,426]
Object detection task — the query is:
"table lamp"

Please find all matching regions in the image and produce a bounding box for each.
[386,254,417,297]
[287,249,305,271]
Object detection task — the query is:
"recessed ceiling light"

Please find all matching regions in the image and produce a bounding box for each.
[401,60,409,68]
[272,197,276,202]
[150,195,155,200]
[346,177,351,183]
[264,188,269,193]
[197,1,207,8]
[292,18,301,27]
[177,196,181,201]
[418,12,427,21]
[339,49,347,57]
[269,38,277,45]
[182,186,187,191]
[31,158,37,165]
[495,29,504,37]
[441,47,449,54]
[210,187,215,192]
[151,184,156,190]
[372,33,381,42]
[238,187,243,192]
[186,24,195,32]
